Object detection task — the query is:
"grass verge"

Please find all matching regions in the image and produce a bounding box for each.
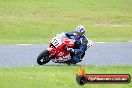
[0,66,131,88]
[0,0,132,44]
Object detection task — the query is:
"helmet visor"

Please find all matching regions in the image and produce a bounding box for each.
[76,30,85,36]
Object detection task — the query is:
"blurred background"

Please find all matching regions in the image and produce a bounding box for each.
[0,0,132,44]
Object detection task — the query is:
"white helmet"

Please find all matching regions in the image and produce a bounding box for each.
[74,25,85,36]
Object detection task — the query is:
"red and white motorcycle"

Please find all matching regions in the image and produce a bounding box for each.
[37,33,92,65]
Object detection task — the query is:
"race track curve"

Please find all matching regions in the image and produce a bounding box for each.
[0,42,132,67]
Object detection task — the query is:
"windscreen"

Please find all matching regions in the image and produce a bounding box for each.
[55,32,68,42]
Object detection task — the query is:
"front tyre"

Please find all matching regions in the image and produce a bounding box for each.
[37,50,51,65]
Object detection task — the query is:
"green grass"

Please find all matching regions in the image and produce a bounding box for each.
[0,66,131,88]
[0,1,131,88]
[0,0,132,44]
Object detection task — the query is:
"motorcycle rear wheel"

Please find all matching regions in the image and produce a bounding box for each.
[37,50,51,65]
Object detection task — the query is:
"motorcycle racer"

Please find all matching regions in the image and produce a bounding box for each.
[64,25,93,64]
[37,25,93,65]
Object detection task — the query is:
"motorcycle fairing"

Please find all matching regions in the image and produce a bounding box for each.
[52,53,71,63]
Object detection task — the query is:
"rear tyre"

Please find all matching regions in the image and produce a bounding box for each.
[37,50,51,65]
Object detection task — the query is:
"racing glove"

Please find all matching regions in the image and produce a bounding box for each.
[63,46,74,53]
[67,48,74,53]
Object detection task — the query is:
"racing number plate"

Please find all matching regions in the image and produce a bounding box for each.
[51,38,62,48]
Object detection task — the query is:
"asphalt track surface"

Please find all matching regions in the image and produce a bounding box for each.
[0,42,132,67]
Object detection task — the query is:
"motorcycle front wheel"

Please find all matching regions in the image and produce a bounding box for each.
[37,50,51,65]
